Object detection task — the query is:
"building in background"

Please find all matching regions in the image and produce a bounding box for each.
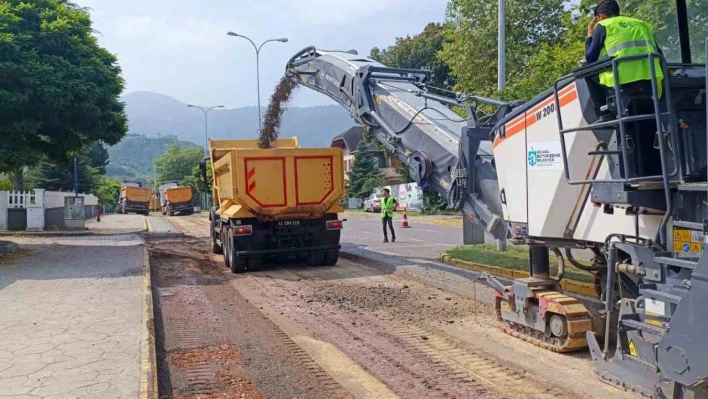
[330,126,403,185]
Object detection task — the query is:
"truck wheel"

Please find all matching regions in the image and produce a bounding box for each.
[228,232,247,273]
[222,227,231,269]
[211,230,223,255]
[210,215,223,254]
[307,251,326,267]
[324,250,339,266]
[230,256,248,273]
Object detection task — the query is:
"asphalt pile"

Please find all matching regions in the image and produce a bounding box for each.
[259,76,297,149]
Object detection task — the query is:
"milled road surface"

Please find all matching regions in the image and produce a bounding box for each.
[149,213,633,399]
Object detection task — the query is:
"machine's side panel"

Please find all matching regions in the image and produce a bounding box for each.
[493,114,528,225]
[526,84,597,238]
[572,161,662,242]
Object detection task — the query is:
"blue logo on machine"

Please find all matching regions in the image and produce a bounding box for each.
[683,243,691,253]
[528,148,537,167]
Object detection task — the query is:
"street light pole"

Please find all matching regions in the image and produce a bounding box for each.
[498,0,506,91]
[226,32,288,131]
[187,104,224,158]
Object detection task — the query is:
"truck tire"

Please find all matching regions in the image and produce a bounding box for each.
[228,229,247,273]
[307,251,326,267]
[222,227,231,269]
[210,215,223,255]
[211,231,223,255]
[324,250,339,266]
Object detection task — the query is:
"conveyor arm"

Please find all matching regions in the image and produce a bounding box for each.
[286,46,517,239]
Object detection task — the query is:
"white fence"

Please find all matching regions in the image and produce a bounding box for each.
[0,190,99,231]
[8,190,43,209]
[44,191,98,209]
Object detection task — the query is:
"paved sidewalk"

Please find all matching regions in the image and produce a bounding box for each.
[85,214,146,235]
[0,235,146,398]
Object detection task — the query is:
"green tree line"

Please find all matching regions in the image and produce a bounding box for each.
[372,0,706,103]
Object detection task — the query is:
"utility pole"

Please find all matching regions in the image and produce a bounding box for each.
[497,0,507,251]
[226,33,288,131]
[498,0,506,92]
[73,157,79,196]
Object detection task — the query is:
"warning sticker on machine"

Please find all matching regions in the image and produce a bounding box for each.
[527,141,563,170]
[673,228,706,257]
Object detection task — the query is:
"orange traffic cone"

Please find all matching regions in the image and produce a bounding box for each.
[400,206,411,228]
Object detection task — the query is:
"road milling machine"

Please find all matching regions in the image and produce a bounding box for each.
[285,2,707,396]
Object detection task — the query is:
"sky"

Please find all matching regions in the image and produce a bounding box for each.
[80,0,449,108]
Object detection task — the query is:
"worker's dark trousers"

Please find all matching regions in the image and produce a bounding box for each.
[382,216,395,241]
[586,76,657,118]
[586,75,609,117]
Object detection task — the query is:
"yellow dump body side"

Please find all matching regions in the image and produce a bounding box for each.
[150,196,160,211]
[210,137,344,221]
[121,186,152,203]
[164,186,193,203]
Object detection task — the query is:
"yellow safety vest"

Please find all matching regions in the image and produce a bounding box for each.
[381,196,395,218]
[597,16,663,95]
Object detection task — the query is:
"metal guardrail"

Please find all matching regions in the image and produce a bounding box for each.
[553,52,678,186]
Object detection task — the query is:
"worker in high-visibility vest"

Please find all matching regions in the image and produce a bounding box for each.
[585,0,663,122]
[380,188,397,243]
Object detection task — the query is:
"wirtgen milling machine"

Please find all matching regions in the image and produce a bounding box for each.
[285,2,707,396]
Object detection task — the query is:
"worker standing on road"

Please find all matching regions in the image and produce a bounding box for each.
[381,188,396,243]
[585,0,663,121]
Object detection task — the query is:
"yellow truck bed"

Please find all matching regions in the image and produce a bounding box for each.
[119,186,151,215]
[121,186,151,203]
[210,137,344,221]
[164,186,193,204]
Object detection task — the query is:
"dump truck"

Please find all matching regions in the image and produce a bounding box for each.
[118,181,151,215]
[159,182,194,216]
[206,137,345,273]
[150,195,161,212]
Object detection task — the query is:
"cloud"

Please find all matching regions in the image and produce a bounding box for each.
[280,0,403,25]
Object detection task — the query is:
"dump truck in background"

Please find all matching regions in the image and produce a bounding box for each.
[118,181,151,215]
[150,195,161,212]
[159,182,194,216]
[206,137,345,273]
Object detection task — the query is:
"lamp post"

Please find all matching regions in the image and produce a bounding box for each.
[187,104,224,158]
[226,32,288,131]
[498,0,506,91]
[187,104,223,210]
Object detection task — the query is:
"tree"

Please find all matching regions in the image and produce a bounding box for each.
[183,161,212,194]
[370,23,456,91]
[0,0,127,179]
[95,176,121,206]
[441,0,567,98]
[620,0,707,63]
[155,143,204,185]
[30,157,98,192]
[501,1,592,100]
[84,142,110,175]
[347,139,384,199]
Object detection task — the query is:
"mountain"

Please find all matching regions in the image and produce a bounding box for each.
[121,91,356,148]
[106,134,199,182]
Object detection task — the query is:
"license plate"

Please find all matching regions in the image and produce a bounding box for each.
[278,221,300,226]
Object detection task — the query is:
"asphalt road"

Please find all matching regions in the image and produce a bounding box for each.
[341,218,462,260]
[148,214,631,399]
